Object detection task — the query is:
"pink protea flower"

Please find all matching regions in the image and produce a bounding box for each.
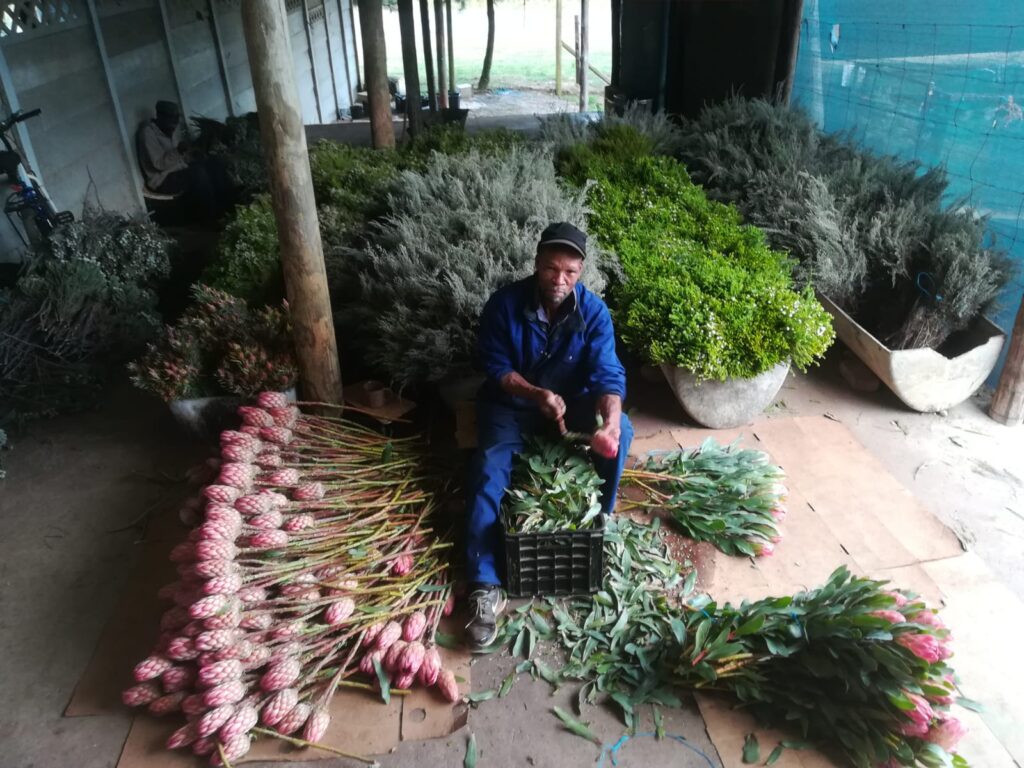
[239,406,276,428]
[173,585,201,608]
[259,426,295,446]
[374,621,403,652]
[206,502,244,526]
[148,691,186,716]
[275,702,311,736]
[221,443,258,463]
[257,489,290,508]
[393,672,416,690]
[161,665,195,693]
[239,424,262,436]
[191,736,216,756]
[900,720,930,738]
[400,641,426,675]
[249,529,290,550]
[418,647,441,686]
[270,620,305,641]
[910,610,945,629]
[220,429,260,448]
[292,482,325,502]
[303,707,331,743]
[250,510,285,530]
[218,703,259,742]
[122,681,162,707]
[199,659,244,687]
[435,668,460,702]
[133,655,172,682]
[391,553,415,576]
[169,541,195,563]
[203,484,242,504]
[256,452,284,468]
[904,691,935,728]
[402,611,427,642]
[751,539,775,557]
[358,649,384,676]
[885,590,910,608]
[270,641,303,662]
[264,467,301,486]
[235,494,273,518]
[258,391,290,409]
[260,658,302,692]
[166,636,198,661]
[182,620,205,637]
[442,594,455,617]
[181,693,207,717]
[896,633,944,664]
[197,703,236,737]
[218,463,256,490]
[239,612,273,632]
[237,585,268,604]
[166,722,198,749]
[203,572,244,597]
[195,629,241,653]
[269,405,300,428]
[261,688,300,726]
[212,733,252,765]
[202,679,246,708]
[241,644,273,671]
[770,505,787,522]
[195,539,238,562]
[926,716,968,752]
[214,639,254,662]
[199,519,241,543]
[384,640,408,673]
[325,598,356,626]
[869,610,906,624]
[190,593,230,621]
[283,513,315,532]
[362,622,385,647]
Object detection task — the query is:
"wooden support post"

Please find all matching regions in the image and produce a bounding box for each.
[574,15,580,87]
[433,0,448,109]
[349,0,363,90]
[445,0,455,96]
[397,0,422,135]
[778,0,806,105]
[579,0,589,112]
[322,1,342,120]
[555,0,562,96]
[560,41,609,85]
[302,0,325,124]
[206,0,235,117]
[991,294,1024,426]
[240,0,342,406]
[357,0,396,147]
[335,0,355,112]
[419,0,437,113]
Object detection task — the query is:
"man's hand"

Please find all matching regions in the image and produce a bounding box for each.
[591,424,620,459]
[535,389,566,422]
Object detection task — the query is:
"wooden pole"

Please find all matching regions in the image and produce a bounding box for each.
[445,0,455,97]
[579,0,589,112]
[555,0,562,96]
[397,0,422,136]
[560,41,609,84]
[574,15,580,88]
[991,293,1024,426]
[357,0,396,148]
[240,0,342,406]
[433,0,448,108]
[301,0,324,124]
[419,0,437,113]
[778,0,806,104]
[349,0,362,90]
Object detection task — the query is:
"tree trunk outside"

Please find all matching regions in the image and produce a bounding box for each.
[433,0,448,109]
[445,0,455,94]
[478,0,495,91]
[419,0,437,113]
[240,0,342,406]
[990,293,1024,426]
[357,0,395,148]
[397,0,422,136]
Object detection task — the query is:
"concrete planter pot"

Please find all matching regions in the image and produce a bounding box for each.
[818,294,1006,412]
[660,361,791,429]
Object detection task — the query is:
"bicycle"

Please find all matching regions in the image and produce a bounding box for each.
[0,108,73,248]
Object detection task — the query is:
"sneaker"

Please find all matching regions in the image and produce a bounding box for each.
[465,585,507,650]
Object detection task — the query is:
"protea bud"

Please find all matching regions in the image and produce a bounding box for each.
[221,443,258,463]
[193,558,238,579]
[325,598,355,626]
[181,693,207,717]
[292,482,325,502]
[195,629,241,653]
[263,467,301,486]
[390,554,414,576]
[239,614,272,634]
[202,679,246,708]
[205,603,242,631]
[173,585,201,608]
[238,585,269,604]
[239,425,262,436]
[191,736,216,756]
[269,406,300,428]
[182,620,205,637]
[418,647,441,687]
[148,691,186,716]
[258,391,290,409]
[122,681,162,707]
[160,606,191,631]
[198,659,244,688]
[362,622,385,647]
[206,501,244,525]
[218,463,256,490]
[260,658,301,692]
[283,514,315,532]
[234,494,271,517]
[161,665,195,693]
[219,703,259,742]
[203,485,242,504]
[358,649,384,676]
[384,640,408,673]
[203,572,244,596]
[374,621,403,652]
[259,427,294,446]
[270,620,305,642]
[257,489,290,508]
[275,702,311,736]
[197,703,236,737]
[239,406,275,427]
[214,639,255,662]
[133,655,172,682]
[436,668,460,702]
[166,722,198,749]
[402,611,427,642]
[393,672,416,690]
[261,687,299,726]
[190,594,230,621]
[196,539,238,561]
[169,542,195,563]
[256,452,283,468]
[399,641,426,676]
[212,733,252,765]
[442,594,455,617]
[241,644,273,671]
[250,530,289,550]
[166,636,198,661]
[249,510,284,530]
[302,707,331,743]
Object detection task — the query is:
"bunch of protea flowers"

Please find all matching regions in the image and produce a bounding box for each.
[675,566,969,767]
[124,392,460,765]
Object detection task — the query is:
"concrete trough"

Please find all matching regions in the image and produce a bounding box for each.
[818,293,1006,412]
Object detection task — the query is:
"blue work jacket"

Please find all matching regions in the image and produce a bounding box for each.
[477,275,626,406]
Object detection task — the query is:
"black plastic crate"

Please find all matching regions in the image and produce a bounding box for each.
[503,515,605,598]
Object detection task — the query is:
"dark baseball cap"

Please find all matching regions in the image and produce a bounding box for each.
[538,221,586,259]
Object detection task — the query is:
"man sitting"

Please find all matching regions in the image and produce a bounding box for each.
[137,100,230,222]
[464,221,634,649]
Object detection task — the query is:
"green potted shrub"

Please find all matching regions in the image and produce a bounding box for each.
[560,126,835,428]
[129,285,296,435]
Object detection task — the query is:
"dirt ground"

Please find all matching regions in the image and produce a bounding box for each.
[1,347,1022,767]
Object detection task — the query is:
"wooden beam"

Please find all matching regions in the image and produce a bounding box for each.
[579,0,588,112]
[991,293,1024,426]
[555,0,562,96]
[433,0,448,108]
[335,0,355,112]
[419,0,437,113]
[240,0,343,406]
[206,0,235,117]
[302,0,325,124]
[559,41,609,85]
[322,1,342,120]
[357,0,396,147]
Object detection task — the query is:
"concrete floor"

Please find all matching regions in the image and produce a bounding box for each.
[1,348,1022,768]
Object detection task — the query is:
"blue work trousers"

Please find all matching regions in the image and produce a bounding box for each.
[465,398,634,587]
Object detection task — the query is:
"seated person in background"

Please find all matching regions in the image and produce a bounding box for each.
[137,100,231,223]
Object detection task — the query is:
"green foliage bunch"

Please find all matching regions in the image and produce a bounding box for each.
[202,195,282,305]
[332,145,619,388]
[191,113,266,200]
[676,97,1012,350]
[0,209,171,421]
[129,284,296,401]
[539,103,684,156]
[503,439,604,533]
[560,126,834,381]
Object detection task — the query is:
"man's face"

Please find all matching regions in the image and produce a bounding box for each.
[156,116,179,137]
[535,247,583,309]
